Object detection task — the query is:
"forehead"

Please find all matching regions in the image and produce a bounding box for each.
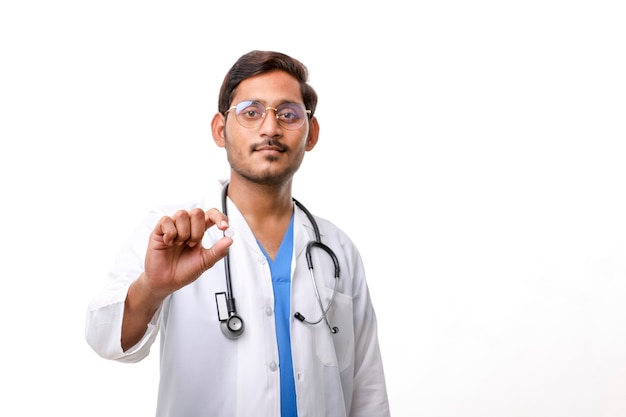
[232,71,303,104]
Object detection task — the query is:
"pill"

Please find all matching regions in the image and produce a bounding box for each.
[224,228,234,238]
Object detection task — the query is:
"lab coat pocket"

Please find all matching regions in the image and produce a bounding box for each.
[314,291,354,372]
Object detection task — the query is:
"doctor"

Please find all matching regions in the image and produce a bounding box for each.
[85,50,390,417]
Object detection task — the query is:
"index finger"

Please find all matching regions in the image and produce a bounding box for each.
[204,208,229,231]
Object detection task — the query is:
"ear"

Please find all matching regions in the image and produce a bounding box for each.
[211,112,226,148]
[305,116,320,151]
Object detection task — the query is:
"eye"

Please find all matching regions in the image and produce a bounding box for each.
[276,104,304,123]
[236,102,264,120]
[243,109,261,119]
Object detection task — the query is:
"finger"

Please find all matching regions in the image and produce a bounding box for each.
[200,236,234,271]
[156,216,178,246]
[171,210,192,245]
[204,208,229,231]
[186,208,207,247]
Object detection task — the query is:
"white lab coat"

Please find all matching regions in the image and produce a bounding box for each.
[85,180,390,417]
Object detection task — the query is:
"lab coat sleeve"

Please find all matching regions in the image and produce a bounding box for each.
[85,209,164,363]
[347,244,391,417]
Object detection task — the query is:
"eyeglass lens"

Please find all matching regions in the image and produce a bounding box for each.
[233,101,308,129]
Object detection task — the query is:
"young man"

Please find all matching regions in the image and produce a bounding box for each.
[86,50,390,417]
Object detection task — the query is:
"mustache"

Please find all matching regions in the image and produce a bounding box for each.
[251,137,288,152]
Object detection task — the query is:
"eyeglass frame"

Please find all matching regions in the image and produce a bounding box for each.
[225,100,312,130]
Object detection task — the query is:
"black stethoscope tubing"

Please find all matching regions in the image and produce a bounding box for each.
[219,183,339,339]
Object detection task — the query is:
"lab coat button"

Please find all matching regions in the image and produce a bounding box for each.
[269,361,278,372]
[265,306,273,316]
[257,255,266,264]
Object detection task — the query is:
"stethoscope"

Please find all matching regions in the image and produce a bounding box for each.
[216,183,340,339]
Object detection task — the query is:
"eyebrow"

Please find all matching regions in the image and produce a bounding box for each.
[238,99,304,107]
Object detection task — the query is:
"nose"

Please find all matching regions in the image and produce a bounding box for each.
[258,107,282,136]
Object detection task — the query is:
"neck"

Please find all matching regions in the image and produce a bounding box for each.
[226,176,295,260]
[227,176,293,217]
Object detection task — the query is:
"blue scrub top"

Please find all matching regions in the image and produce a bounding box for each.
[258,214,297,417]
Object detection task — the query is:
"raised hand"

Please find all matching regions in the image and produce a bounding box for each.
[121,207,233,351]
[143,207,233,297]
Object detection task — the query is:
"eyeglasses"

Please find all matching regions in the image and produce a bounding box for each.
[226,100,311,130]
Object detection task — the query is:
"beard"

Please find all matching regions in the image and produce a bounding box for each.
[224,135,306,187]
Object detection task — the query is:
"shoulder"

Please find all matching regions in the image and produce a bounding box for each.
[309,213,360,256]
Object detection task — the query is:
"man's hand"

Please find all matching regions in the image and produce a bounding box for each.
[142,207,233,298]
[122,207,233,351]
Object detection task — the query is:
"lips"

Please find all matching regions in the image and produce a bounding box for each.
[254,144,284,152]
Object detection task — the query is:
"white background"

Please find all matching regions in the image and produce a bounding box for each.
[1,1,625,416]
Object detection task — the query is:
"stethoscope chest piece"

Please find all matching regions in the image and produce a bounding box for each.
[221,313,245,339]
[215,291,245,339]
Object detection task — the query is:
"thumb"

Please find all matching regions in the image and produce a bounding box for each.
[200,236,233,271]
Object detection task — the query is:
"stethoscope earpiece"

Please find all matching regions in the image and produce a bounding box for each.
[295,312,339,334]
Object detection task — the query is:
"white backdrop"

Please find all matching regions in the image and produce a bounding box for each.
[1,1,625,416]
